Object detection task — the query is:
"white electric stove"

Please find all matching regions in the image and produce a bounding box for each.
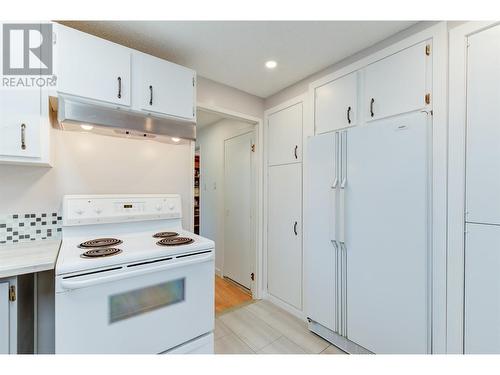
[55,194,215,354]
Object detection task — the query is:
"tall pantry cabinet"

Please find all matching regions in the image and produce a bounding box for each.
[463,25,500,354]
[266,100,304,311]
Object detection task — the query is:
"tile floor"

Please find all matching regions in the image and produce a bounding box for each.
[214,299,346,354]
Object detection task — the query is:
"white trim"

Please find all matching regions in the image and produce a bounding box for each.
[447,21,500,354]
[263,93,308,316]
[196,102,263,300]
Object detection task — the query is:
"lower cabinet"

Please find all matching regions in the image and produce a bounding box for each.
[267,163,302,310]
[465,223,500,354]
[0,278,17,354]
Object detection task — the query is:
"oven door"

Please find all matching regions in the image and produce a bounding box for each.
[55,251,214,354]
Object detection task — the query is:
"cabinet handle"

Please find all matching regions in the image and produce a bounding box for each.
[21,123,26,150]
[370,98,375,118]
[294,145,298,159]
[117,77,122,99]
[293,221,298,236]
[347,106,352,124]
[149,85,153,106]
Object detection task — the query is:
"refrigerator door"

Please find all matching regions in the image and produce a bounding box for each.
[465,223,500,354]
[304,132,338,332]
[345,112,430,354]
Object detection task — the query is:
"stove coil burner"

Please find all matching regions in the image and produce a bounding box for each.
[156,237,194,246]
[81,248,123,258]
[78,238,123,248]
[153,232,179,238]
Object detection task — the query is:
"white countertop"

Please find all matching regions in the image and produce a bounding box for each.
[0,240,61,278]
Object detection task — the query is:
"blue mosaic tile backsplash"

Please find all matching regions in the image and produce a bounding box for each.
[0,212,62,245]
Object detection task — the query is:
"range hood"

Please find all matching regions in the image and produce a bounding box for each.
[50,96,196,141]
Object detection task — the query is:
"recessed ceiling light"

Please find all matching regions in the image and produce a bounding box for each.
[265,60,277,69]
[171,137,181,143]
[80,124,93,131]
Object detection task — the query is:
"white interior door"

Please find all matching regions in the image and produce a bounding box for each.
[0,282,10,354]
[267,163,302,309]
[466,25,500,225]
[346,112,430,354]
[223,131,254,289]
[315,72,358,134]
[304,132,337,331]
[267,102,303,166]
[465,223,500,354]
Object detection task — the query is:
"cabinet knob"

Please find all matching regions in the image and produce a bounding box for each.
[370,98,375,118]
[347,106,352,124]
[294,145,298,159]
[21,123,26,150]
[117,77,122,99]
[149,85,153,106]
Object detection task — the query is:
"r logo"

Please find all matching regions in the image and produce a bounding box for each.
[2,23,53,75]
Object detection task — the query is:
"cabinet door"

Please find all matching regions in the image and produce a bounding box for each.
[304,132,338,331]
[346,113,430,354]
[0,282,10,354]
[267,163,302,309]
[267,102,303,166]
[465,223,500,354]
[55,24,131,106]
[364,41,428,121]
[315,72,357,134]
[466,26,500,225]
[0,88,41,159]
[133,53,195,120]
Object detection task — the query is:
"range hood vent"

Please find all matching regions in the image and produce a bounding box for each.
[50,96,196,140]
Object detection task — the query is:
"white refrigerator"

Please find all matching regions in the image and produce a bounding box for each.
[305,111,431,354]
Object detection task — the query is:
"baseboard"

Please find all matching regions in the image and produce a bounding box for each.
[263,291,305,321]
[215,268,223,277]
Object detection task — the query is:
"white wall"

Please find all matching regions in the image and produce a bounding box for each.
[198,76,264,119]
[196,118,255,274]
[0,128,193,228]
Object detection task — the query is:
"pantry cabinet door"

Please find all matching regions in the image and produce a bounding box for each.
[267,163,302,309]
[0,88,42,159]
[55,24,131,106]
[315,72,358,134]
[267,102,303,166]
[465,223,500,354]
[465,25,500,225]
[364,41,428,122]
[133,53,195,120]
[0,282,10,354]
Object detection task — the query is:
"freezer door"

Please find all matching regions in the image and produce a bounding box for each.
[345,112,430,354]
[465,223,500,354]
[304,132,338,332]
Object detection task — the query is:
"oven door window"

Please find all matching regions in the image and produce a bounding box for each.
[109,278,185,323]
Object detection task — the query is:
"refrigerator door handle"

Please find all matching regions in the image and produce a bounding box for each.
[332,240,340,333]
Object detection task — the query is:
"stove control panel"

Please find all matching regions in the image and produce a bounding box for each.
[63,194,182,226]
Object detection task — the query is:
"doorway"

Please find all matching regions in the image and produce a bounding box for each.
[195,104,262,313]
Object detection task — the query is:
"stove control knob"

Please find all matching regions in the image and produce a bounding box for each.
[75,209,84,215]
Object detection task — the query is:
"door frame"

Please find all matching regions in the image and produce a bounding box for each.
[447,21,500,354]
[195,102,263,299]
[223,129,257,291]
[263,93,309,319]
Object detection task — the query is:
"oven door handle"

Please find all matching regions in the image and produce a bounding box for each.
[60,254,213,290]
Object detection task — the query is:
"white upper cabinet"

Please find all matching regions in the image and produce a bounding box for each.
[314,72,358,134]
[132,53,195,120]
[55,24,131,106]
[364,41,428,122]
[267,102,303,166]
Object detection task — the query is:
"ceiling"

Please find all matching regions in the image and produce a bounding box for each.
[60,21,417,98]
